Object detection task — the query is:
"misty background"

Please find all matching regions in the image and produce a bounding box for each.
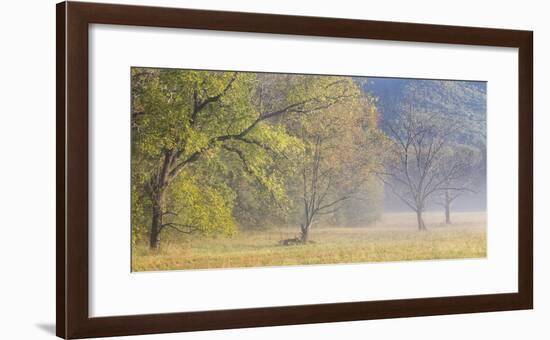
[357,77,487,213]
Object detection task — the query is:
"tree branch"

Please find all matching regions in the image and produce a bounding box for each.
[161,222,199,234]
[192,74,238,123]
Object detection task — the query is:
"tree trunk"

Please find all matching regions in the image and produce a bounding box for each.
[149,190,166,249]
[300,222,311,243]
[416,209,426,231]
[444,190,451,224]
[149,150,172,249]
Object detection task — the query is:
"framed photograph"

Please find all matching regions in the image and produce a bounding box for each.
[56,1,533,338]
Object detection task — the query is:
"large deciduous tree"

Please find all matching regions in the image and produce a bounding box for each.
[131,68,358,249]
[380,111,472,230]
[285,94,383,243]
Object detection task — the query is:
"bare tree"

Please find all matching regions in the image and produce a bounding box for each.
[380,111,468,230]
[437,145,481,224]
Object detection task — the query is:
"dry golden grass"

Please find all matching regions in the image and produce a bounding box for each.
[132,211,486,272]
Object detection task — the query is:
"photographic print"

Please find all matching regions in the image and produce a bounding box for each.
[57,5,532,336]
[131,68,487,272]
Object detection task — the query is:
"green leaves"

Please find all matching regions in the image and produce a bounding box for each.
[164,172,238,237]
[131,68,384,245]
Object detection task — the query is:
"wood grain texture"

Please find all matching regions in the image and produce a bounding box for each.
[56,2,66,338]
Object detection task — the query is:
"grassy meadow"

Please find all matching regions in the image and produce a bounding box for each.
[132,211,486,272]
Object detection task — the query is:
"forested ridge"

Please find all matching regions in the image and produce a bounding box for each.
[131,68,486,259]
[360,77,487,212]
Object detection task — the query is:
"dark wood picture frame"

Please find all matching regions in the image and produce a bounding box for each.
[56,1,533,338]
